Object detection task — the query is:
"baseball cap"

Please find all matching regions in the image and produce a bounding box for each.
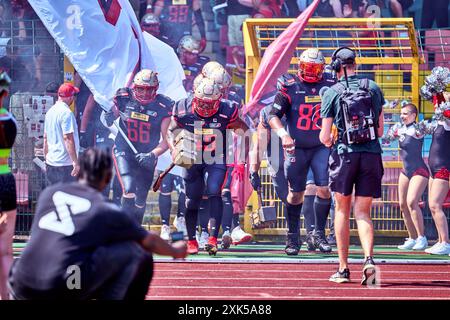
[335,47,356,65]
[58,83,80,97]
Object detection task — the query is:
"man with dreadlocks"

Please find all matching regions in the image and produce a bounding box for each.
[8,148,187,300]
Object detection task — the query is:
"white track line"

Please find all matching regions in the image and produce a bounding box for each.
[152,277,450,282]
[146,295,450,300]
[154,269,450,274]
[149,285,450,291]
[154,257,450,264]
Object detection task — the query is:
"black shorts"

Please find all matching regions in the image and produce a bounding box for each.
[0,173,16,211]
[328,151,384,198]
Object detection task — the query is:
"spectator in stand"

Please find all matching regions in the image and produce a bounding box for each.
[44,83,80,186]
[315,0,353,18]
[281,0,300,17]
[153,0,207,51]
[0,40,32,96]
[421,0,449,29]
[249,0,283,18]
[226,0,253,47]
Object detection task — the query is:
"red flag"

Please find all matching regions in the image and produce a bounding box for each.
[243,0,321,119]
[230,135,253,214]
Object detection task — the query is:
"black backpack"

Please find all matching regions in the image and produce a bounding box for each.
[332,78,378,145]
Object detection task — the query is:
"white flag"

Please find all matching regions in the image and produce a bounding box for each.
[28,0,186,110]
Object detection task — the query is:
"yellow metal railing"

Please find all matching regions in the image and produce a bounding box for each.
[243,18,423,237]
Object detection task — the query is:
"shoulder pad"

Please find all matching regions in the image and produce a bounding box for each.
[174,98,190,118]
[277,73,297,90]
[219,100,239,119]
[198,56,210,63]
[156,94,175,108]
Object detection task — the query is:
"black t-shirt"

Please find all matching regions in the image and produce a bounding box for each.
[226,0,253,15]
[13,182,148,290]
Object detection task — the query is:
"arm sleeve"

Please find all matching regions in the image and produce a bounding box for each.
[268,91,290,121]
[61,111,77,135]
[194,9,206,38]
[105,208,148,243]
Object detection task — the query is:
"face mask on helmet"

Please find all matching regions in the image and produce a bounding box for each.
[192,78,222,117]
[297,49,325,83]
[141,14,160,37]
[132,69,159,104]
[180,48,199,66]
[298,61,325,83]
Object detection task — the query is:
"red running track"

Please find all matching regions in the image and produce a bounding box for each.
[147,263,450,300]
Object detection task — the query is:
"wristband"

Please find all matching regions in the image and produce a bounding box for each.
[276,128,289,138]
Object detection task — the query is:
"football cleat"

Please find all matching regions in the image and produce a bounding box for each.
[231,226,252,245]
[187,239,199,255]
[205,236,218,256]
[221,230,232,249]
[285,233,300,256]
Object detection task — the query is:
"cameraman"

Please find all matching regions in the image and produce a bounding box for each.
[319,47,385,285]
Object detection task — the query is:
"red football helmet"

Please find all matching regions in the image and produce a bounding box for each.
[141,13,160,37]
[178,35,201,66]
[192,78,222,117]
[298,48,325,83]
[132,69,159,104]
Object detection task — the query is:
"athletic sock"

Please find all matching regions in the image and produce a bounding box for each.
[301,195,315,232]
[209,196,224,238]
[177,191,186,218]
[185,208,199,241]
[286,203,303,234]
[232,214,240,229]
[159,193,171,225]
[221,191,233,232]
[314,196,332,233]
[198,198,210,233]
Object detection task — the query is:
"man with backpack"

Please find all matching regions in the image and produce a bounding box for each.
[319,47,385,285]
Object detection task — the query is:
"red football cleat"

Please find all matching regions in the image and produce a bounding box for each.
[187,239,199,255]
[205,236,218,256]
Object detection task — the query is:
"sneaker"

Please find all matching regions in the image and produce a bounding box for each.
[397,238,416,250]
[329,268,350,283]
[221,230,232,249]
[412,236,428,250]
[160,224,171,241]
[327,233,337,246]
[285,233,300,256]
[231,226,252,245]
[197,231,209,249]
[173,216,187,236]
[426,242,450,255]
[205,236,218,256]
[314,231,332,253]
[425,242,442,254]
[187,239,199,255]
[361,256,376,285]
[305,231,316,251]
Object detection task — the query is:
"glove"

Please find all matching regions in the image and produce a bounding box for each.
[199,37,207,53]
[135,152,157,170]
[104,110,116,127]
[79,131,90,148]
[249,171,261,191]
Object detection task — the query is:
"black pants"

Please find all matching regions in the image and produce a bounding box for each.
[45,165,76,186]
[421,0,449,28]
[9,241,153,300]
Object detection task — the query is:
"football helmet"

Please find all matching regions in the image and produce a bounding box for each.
[132,69,159,104]
[298,48,325,83]
[141,13,160,37]
[178,35,201,66]
[202,61,224,78]
[193,74,204,91]
[192,77,222,117]
[208,67,232,93]
[0,70,11,107]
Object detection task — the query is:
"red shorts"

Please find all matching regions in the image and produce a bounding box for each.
[433,167,450,181]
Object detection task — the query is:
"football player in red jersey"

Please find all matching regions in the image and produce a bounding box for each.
[168,77,249,255]
[105,69,174,225]
[268,48,335,255]
[153,0,206,51]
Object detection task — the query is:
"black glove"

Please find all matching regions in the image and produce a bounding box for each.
[104,110,116,127]
[249,171,261,191]
[79,131,90,148]
[135,152,157,170]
